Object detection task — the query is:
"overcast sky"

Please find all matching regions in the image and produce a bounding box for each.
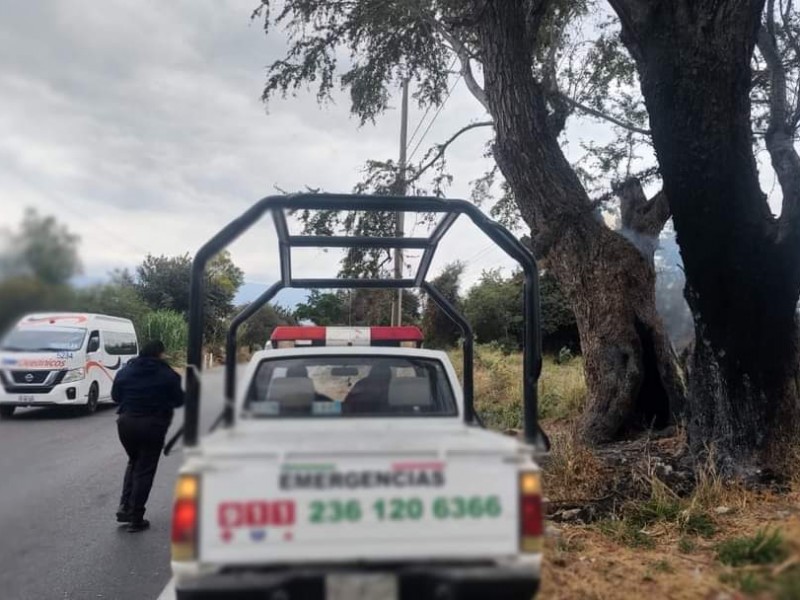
[0,1,785,307]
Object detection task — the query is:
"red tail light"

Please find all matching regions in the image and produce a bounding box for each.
[521,495,543,537]
[171,474,199,561]
[172,498,197,543]
[519,471,543,553]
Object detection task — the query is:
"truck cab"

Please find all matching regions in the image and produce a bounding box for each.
[168,194,548,600]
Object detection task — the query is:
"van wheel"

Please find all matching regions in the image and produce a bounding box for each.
[85,383,99,415]
[0,406,15,419]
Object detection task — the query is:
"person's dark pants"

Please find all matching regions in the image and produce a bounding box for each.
[117,413,171,520]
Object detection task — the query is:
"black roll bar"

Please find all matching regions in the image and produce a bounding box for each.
[421,282,475,425]
[183,193,548,452]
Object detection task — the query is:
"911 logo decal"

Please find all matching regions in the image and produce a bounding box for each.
[217,500,296,543]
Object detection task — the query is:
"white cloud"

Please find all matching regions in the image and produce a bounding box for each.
[0,0,509,296]
[12,0,786,307]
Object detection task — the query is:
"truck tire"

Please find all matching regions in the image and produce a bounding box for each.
[84,383,99,415]
[0,406,15,419]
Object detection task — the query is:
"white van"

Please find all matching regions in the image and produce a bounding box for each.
[0,313,139,418]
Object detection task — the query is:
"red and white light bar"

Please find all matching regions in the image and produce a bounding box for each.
[269,326,423,349]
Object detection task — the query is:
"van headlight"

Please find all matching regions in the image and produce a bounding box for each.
[62,368,85,384]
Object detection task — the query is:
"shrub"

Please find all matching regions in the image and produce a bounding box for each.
[716,529,787,567]
[142,310,188,362]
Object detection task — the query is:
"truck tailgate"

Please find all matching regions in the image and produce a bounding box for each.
[198,452,519,565]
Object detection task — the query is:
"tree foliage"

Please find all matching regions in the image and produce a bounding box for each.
[293,289,419,326]
[135,251,244,344]
[464,268,578,352]
[0,277,73,332]
[464,269,523,350]
[260,0,661,281]
[1,209,82,286]
[423,262,464,348]
[239,304,297,350]
[71,281,151,339]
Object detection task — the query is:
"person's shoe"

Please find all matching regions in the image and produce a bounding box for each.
[126,519,150,533]
[116,506,133,523]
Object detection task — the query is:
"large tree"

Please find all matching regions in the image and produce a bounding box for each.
[1,208,81,286]
[238,303,296,350]
[255,0,685,442]
[135,251,244,345]
[607,0,800,473]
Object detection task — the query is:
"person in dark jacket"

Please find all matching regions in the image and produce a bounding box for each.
[112,340,184,532]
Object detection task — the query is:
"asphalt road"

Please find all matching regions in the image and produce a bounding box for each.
[0,368,227,600]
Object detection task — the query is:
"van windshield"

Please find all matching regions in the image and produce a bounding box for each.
[1,327,87,352]
[244,355,458,418]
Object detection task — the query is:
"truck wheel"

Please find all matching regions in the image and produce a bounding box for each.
[84,383,99,415]
[0,406,15,419]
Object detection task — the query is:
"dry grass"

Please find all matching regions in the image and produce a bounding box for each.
[455,349,800,599]
[542,422,612,505]
[543,472,800,599]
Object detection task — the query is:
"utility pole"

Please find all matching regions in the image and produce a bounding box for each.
[393,77,409,326]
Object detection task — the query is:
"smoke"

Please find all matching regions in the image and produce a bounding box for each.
[616,224,694,352]
[618,227,659,259]
[654,228,694,351]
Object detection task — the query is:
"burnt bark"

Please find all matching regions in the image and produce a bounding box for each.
[609,0,800,475]
[617,178,670,265]
[470,1,685,443]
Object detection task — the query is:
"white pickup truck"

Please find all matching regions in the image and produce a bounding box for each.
[171,327,542,600]
[168,193,548,600]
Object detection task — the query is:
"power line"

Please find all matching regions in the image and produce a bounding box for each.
[405,58,458,152]
[407,74,463,163]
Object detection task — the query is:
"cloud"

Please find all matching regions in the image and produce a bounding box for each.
[14,0,773,305]
[0,0,510,293]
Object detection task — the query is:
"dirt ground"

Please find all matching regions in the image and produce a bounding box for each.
[537,423,800,600]
[541,495,799,599]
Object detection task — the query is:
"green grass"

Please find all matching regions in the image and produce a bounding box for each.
[597,492,717,551]
[626,497,717,538]
[677,536,697,554]
[597,518,656,549]
[716,528,788,567]
[450,345,587,431]
[720,571,768,595]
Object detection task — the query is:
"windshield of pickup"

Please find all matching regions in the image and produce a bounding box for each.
[244,355,458,418]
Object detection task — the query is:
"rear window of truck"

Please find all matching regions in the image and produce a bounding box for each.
[244,355,458,418]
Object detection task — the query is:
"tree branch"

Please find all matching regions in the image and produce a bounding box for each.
[758,4,800,224]
[779,0,800,127]
[613,177,671,264]
[561,94,652,136]
[758,2,788,127]
[616,179,671,237]
[433,23,491,112]
[541,6,571,136]
[588,165,661,209]
[408,120,494,184]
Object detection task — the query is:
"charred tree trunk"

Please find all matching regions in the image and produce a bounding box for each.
[470,1,685,444]
[609,0,800,475]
